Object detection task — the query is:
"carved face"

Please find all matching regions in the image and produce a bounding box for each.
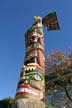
[16,65,45,100]
[16,71,45,100]
[19,72,45,90]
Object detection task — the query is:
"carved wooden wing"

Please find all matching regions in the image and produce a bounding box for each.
[42,12,60,31]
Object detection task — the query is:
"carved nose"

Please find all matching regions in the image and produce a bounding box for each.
[25,79,29,84]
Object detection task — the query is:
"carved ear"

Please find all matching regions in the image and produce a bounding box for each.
[42,12,60,31]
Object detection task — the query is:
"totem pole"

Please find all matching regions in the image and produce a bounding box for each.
[12,12,60,108]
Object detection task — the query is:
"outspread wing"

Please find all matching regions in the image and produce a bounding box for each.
[42,12,60,31]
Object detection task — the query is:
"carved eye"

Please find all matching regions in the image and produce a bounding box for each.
[32,36,35,40]
[31,36,38,42]
[32,74,41,81]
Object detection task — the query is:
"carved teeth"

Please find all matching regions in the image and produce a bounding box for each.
[17,87,39,96]
[24,66,36,71]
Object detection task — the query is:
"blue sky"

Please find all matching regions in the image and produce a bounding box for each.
[0,0,72,99]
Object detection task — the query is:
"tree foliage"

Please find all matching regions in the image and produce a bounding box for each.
[0,97,14,108]
[45,50,72,104]
[45,103,56,108]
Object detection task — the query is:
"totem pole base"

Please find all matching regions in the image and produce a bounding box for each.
[12,98,45,108]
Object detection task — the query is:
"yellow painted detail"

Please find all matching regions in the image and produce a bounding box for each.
[16,94,40,100]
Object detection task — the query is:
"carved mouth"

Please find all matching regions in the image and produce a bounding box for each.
[16,85,42,99]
